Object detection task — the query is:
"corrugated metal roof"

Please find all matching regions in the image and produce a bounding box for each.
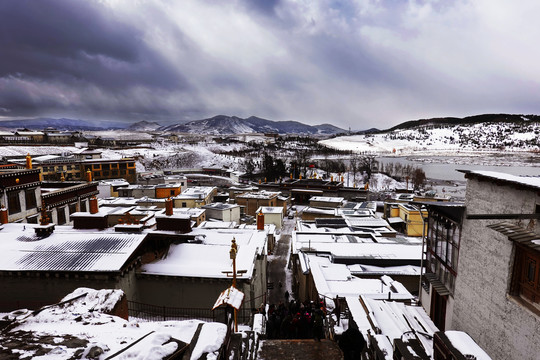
[0,230,146,272]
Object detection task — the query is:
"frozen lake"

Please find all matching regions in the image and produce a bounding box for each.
[378,155,540,181]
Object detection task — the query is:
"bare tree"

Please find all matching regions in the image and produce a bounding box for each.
[411,168,427,190]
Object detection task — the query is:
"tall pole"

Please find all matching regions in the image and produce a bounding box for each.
[417,206,426,306]
[229,237,238,332]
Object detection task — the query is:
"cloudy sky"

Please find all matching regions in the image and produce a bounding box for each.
[1,0,539,130]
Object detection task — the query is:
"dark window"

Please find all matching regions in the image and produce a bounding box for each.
[80,200,87,212]
[119,163,127,170]
[25,189,37,209]
[170,190,175,196]
[69,203,77,214]
[57,207,66,225]
[512,246,540,305]
[93,164,101,170]
[128,169,135,174]
[527,260,536,284]
[102,164,110,170]
[182,202,187,207]
[7,191,21,214]
[112,171,118,176]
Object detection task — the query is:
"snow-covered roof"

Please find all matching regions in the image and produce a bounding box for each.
[0,224,146,272]
[156,208,204,219]
[141,228,266,279]
[16,131,44,136]
[346,296,439,358]
[445,331,492,360]
[202,202,239,210]
[293,232,421,260]
[256,206,283,214]
[212,286,244,310]
[99,178,130,186]
[301,206,335,215]
[1,287,227,360]
[346,217,391,228]
[348,264,421,276]
[309,196,344,203]
[462,170,540,190]
[307,256,414,300]
[236,190,280,199]
[176,186,216,199]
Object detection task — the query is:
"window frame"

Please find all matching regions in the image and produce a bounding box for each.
[25,188,37,210]
[7,191,21,215]
[511,244,540,307]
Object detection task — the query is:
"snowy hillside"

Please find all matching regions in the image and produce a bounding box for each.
[321,122,540,155]
[127,120,161,131]
[159,115,346,135]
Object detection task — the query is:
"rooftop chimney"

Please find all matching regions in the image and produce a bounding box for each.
[89,196,99,214]
[165,197,173,216]
[0,206,8,224]
[257,211,264,230]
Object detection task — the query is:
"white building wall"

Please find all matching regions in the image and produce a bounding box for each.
[264,213,283,228]
[451,177,540,360]
[6,188,41,223]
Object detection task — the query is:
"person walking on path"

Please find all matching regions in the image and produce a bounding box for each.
[312,309,324,341]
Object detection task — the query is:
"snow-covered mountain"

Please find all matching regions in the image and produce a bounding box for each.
[322,116,540,154]
[159,115,346,135]
[127,120,161,131]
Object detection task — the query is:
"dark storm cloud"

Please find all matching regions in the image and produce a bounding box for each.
[0,0,192,120]
[0,0,187,89]
[1,0,539,128]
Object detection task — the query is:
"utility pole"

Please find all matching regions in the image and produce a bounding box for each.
[229,238,239,332]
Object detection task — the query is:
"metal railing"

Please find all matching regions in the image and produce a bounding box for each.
[127,300,255,324]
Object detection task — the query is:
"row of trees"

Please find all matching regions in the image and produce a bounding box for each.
[242,150,428,190]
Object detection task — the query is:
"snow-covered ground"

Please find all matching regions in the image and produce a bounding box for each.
[320,122,540,156]
[0,288,227,360]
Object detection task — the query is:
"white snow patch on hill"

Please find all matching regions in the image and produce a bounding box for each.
[321,123,540,155]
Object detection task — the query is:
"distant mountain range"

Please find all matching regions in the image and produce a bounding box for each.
[0,113,537,137]
[158,115,346,135]
[0,115,346,134]
[0,117,125,131]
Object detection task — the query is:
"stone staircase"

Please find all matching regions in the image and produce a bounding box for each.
[256,339,343,360]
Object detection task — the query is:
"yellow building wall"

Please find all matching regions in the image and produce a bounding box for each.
[399,208,427,236]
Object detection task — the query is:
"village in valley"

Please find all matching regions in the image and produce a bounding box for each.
[0,126,538,360]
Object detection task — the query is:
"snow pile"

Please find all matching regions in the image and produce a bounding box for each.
[59,287,124,314]
[0,288,226,360]
[190,322,227,360]
[445,331,492,360]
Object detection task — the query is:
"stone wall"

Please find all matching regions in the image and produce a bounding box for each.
[451,176,540,360]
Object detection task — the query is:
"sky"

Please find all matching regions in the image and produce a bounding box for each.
[1,0,539,130]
